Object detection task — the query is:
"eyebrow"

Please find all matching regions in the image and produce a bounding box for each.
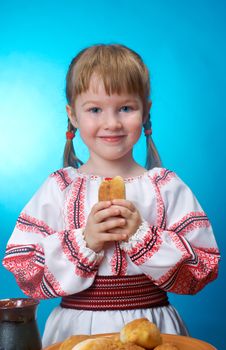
[81,98,140,107]
[82,101,100,107]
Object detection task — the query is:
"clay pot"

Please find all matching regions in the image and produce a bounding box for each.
[0,298,42,350]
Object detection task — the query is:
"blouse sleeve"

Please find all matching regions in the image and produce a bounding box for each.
[2,174,104,299]
[120,169,220,295]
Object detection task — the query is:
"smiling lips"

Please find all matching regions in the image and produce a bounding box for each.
[99,135,125,142]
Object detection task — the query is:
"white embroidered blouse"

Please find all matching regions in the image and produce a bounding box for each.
[3,167,219,298]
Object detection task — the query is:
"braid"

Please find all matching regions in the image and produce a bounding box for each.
[63,119,83,168]
[143,116,162,169]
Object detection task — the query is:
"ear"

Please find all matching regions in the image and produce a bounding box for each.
[143,100,152,124]
[66,104,79,128]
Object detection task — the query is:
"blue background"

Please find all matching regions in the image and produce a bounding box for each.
[0,1,225,349]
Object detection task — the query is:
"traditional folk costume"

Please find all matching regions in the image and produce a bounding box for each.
[3,167,220,346]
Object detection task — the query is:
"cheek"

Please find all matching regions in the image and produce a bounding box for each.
[126,122,142,146]
[77,117,96,134]
[78,121,97,146]
[79,127,92,142]
[130,120,142,137]
[133,127,142,143]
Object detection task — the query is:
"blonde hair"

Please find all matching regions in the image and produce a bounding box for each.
[63,44,161,169]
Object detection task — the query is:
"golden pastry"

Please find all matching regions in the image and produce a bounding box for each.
[59,335,91,350]
[120,318,162,349]
[98,176,125,201]
[154,343,179,350]
[71,336,145,350]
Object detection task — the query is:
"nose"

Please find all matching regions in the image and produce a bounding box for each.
[103,111,122,130]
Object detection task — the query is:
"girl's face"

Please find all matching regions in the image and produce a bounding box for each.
[67,75,145,164]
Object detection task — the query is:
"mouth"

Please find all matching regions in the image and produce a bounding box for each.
[99,135,126,142]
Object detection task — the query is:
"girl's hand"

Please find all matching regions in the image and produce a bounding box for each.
[108,199,142,240]
[83,201,127,253]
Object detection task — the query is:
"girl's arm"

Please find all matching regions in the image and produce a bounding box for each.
[2,174,104,299]
[120,169,220,295]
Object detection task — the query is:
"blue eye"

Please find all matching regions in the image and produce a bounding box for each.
[89,107,101,113]
[120,106,133,112]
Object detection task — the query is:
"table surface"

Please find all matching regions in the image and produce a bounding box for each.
[43,333,217,350]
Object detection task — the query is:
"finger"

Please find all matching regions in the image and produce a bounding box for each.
[99,217,126,232]
[107,228,129,236]
[99,232,128,243]
[110,205,132,219]
[91,201,112,215]
[111,199,136,212]
[95,207,121,223]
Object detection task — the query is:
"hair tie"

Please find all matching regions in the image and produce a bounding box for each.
[143,115,152,136]
[144,129,152,136]
[66,131,75,140]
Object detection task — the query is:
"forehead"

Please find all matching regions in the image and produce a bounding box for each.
[78,74,142,104]
[88,74,106,94]
[87,74,140,98]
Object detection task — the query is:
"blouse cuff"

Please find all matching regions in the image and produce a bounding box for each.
[120,220,151,252]
[76,228,104,264]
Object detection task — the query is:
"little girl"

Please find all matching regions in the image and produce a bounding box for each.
[3,44,220,347]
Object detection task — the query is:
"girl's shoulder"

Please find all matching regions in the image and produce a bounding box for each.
[48,167,82,192]
[116,167,178,184]
[50,166,80,180]
[146,167,177,180]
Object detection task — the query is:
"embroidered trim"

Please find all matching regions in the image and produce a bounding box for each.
[16,213,56,237]
[50,169,73,191]
[111,242,128,276]
[120,221,150,250]
[120,221,162,266]
[157,232,220,294]
[40,267,66,298]
[58,229,104,278]
[148,174,166,229]
[168,211,210,235]
[155,169,176,187]
[65,177,86,230]
[61,274,169,310]
[3,243,65,299]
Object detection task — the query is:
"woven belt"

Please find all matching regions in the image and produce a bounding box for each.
[61,274,169,311]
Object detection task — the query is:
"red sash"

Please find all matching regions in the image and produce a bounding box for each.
[61,274,169,311]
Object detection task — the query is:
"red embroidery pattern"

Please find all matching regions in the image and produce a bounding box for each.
[110,242,128,275]
[155,232,192,289]
[90,175,100,180]
[16,213,56,237]
[61,274,169,310]
[127,226,162,266]
[123,174,146,183]
[3,244,46,298]
[58,230,100,278]
[168,211,210,235]
[50,168,73,191]
[5,243,45,267]
[65,177,86,230]
[41,266,66,298]
[155,169,176,188]
[149,174,166,228]
[156,233,220,294]
[156,212,214,293]
[4,244,66,298]
[160,250,219,294]
[61,177,101,278]
[148,169,175,229]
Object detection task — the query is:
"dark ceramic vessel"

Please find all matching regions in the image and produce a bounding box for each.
[0,298,42,350]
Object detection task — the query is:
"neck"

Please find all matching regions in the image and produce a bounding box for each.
[79,154,145,178]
